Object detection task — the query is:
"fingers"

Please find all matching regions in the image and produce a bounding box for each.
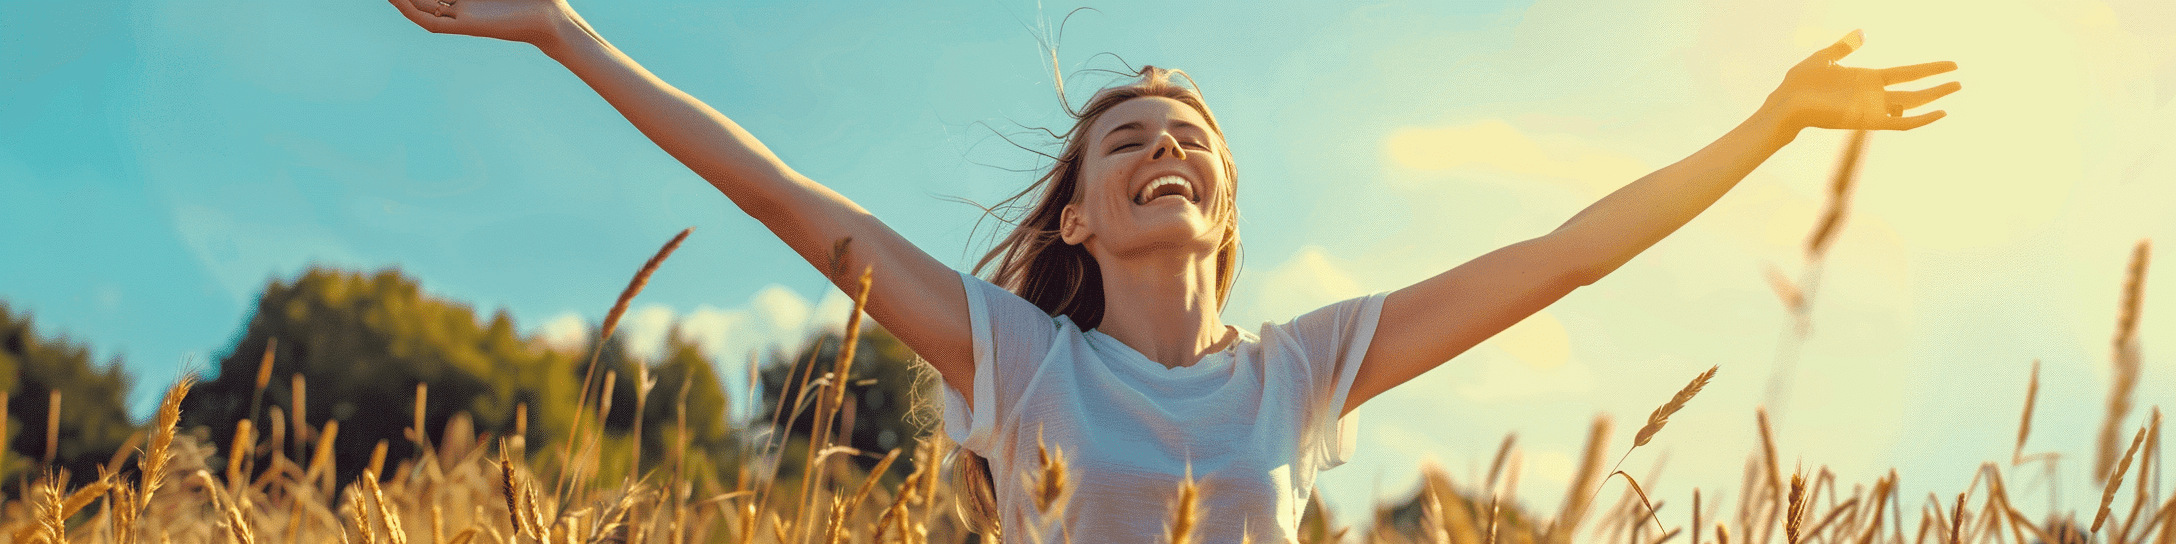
[1804,29,1865,65]
[1877,110,1946,131]
[1880,61,1958,85]
[1888,81,1961,110]
[416,0,454,17]
[388,0,444,30]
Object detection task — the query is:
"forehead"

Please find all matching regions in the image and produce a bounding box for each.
[1087,96,1214,142]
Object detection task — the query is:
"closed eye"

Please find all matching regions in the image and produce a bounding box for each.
[1109,142,1143,154]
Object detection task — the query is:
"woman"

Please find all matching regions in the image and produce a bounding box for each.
[386,1,1959,541]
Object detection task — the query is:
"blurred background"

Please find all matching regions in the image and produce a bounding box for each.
[4,0,2174,529]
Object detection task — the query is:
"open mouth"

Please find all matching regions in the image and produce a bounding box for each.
[1133,175,1196,205]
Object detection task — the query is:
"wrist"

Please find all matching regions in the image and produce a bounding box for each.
[532,7,601,59]
[1748,97,1802,146]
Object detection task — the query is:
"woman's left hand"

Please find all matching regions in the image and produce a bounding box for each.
[1764,30,1961,132]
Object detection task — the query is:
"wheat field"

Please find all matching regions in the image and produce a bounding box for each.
[3,155,2167,543]
[0,243,2161,544]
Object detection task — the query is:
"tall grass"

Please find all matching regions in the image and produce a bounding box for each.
[2,221,2166,544]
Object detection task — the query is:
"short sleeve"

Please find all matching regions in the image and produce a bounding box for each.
[940,270,1060,454]
[1274,293,1388,469]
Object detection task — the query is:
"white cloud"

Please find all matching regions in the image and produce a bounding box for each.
[535,312,587,352]
[1384,119,1650,196]
[619,305,680,362]
[1228,245,1368,327]
[538,284,857,418]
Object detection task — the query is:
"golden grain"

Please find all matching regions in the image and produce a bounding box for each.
[1636,366,1717,448]
[567,227,695,497]
[1168,467,1200,544]
[2015,359,2039,466]
[249,338,277,426]
[45,390,61,465]
[40,471,67,544]
[2097,425,2150,532]
[1807,130,1869,258]
[2101,239,2150,484]
[1786,472,1806,544]
[1553,416,1612,544]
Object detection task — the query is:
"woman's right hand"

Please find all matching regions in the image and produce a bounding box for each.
[386,0,574,47]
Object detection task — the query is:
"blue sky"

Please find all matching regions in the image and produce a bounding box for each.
[8,0,2176,528]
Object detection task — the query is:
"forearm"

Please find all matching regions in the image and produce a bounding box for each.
[1550,106,1799,284]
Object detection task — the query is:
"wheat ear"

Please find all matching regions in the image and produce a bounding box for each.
[564,227,693,501]
[2101,239,2151,483]
[2098,424,2151,533]
[1169,466,1200,544]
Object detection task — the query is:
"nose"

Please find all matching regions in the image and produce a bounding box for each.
[1151,132,1188,161]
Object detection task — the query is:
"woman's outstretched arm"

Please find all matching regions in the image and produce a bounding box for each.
[386,0,977,399]
[1343,31,1960,416]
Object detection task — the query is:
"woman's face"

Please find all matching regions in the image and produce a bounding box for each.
[1061,96,1230,260]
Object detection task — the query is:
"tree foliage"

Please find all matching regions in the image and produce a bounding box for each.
[180,266,737,487]
[0,301,138,487]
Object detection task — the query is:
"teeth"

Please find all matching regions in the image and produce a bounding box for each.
[1135,175,1192,205]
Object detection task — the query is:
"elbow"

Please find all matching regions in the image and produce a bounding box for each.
[1563,253,1636,287]
[1563,263,1608,288]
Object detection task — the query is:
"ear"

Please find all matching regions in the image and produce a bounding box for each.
[1058,203,1089,245]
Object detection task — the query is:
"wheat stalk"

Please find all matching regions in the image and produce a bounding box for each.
[1787,472,1806,544]
[2123,409,2166,543]
[796,264,877,541]
[1486,433,1517,495]
[306,421,341,494]
[1553,416,1612,544]
[39,470,67,544]
[2101,239,2150,484]
[498,442,529,539]
[565,226,694,503]
[1947,492,1965,544]
[1611,470,1668,538]
[2015,360,2039,466]
[1030,427,1070,515]
[248,338,277,427]
[226,420,254,493]
[362,469,410,544]
[45,390,61,466]
[2098,425,2150,533]
[1587,366,1716,537]
[195,470,254,544]
[140,377,195,512]
[1756,409,1785,544]
[290,374,309,467]
[1169,466,1200,544]
[1807,130,1869,259]
[1638,366,1718,448]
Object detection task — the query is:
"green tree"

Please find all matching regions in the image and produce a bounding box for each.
[182,267,589,486]
[183,266,745,490]
[0,301,138,487]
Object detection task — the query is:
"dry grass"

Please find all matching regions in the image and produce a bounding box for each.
[3,225,2170,544]
[2102,239,2151,486]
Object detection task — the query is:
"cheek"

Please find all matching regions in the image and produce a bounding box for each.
[1080,167,1128,203]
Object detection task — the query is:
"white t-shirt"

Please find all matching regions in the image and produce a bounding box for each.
[943,271,1387,543]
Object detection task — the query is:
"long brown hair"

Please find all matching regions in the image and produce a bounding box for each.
[971,65,1243,329]
[949,64,1243,535]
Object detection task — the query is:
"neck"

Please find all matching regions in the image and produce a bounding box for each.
[1091,249,1233,369]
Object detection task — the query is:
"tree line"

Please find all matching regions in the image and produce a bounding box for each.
[0,266,932,492]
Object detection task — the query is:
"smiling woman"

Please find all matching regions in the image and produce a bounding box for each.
[385,0,1959,540]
